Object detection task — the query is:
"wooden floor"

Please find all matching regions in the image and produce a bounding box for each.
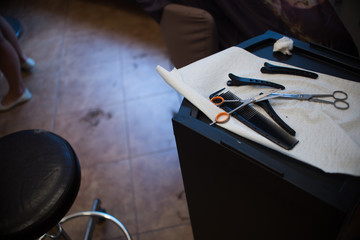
[0,1,192,239]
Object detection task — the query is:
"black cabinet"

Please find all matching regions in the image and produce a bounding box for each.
[173,31,360,240]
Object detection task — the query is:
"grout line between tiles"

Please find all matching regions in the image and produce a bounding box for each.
[124,88,176,103]
[129,146,178,160]
[137,222,192,238]
[51,0,70,131]
[128,156,140,238]
[124,90,181,104]
[120,49,140,236]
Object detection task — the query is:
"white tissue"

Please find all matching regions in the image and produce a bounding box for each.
[273,37,294,55]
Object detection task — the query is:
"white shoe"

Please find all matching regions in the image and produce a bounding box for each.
[21,58,36,71]
[0,88,32,112]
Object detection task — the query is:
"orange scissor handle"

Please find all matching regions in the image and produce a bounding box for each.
[210,96,224,106]
[215,112,230,123]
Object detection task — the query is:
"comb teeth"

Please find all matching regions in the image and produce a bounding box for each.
[216,90,298,150]
[237,106,257,119]
[221,91,241,101]
[220,91,256,118]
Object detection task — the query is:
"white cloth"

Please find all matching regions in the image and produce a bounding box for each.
[156,47,360,176]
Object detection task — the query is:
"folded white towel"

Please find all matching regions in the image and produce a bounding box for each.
[157,47,360,176]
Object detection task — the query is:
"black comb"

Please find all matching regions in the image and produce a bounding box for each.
[255,100,296,136]
[218,91,298,150]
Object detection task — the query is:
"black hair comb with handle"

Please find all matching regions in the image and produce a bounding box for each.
[213,90,298,150]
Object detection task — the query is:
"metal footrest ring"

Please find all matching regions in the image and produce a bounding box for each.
[60,211,132,240]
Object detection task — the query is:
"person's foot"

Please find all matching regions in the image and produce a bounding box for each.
[21,58,36,71]
[0,88,32,112]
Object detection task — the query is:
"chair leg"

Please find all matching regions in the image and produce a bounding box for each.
[38,223,72,240]
[59,229,72,240]
[84,198,106,240]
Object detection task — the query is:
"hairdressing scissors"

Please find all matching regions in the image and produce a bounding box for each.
[210,90,277,125]
[260,90,349,110]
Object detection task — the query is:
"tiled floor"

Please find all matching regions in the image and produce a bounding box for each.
[0,0,193,239]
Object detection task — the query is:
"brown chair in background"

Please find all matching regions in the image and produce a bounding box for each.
[160,4,219,68]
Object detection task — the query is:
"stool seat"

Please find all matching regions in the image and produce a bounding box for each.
[0,130,81,240]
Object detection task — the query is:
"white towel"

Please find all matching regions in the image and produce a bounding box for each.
[157,47,360,176]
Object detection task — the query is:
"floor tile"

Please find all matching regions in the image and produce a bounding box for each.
[23,71,58,116]
[62,31,121,68]
[0,72,57,127]
[65,0,122,37]
[117,13,165,49]
[0,112,53,137]
[54,103,129,168]
[21,0,68,40]
[19,35,64,75]
[139,224,194,240]
[117,7,173,100]
[122,45,173,100]
[0,1,194,239]
[126,92,180,156]
[132,149,190,233]
[63,160,136,239]
[57,60,124,114]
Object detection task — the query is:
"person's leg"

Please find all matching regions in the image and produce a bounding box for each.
[0,15,27,63]
[0,29,26,107]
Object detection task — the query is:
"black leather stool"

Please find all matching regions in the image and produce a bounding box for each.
[0,130,131,240]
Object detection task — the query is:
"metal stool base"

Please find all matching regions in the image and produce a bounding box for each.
[60,211,132,240]
[39,199,131,240]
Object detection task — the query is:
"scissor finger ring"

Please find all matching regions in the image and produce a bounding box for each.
[210,96,225,106]
[333,91,348,100]
[211,96,240,106]
[210,112,230,125]
[334,100,350,110]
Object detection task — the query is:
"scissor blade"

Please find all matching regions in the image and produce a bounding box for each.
[228,90,278,115]
[253,89,279,102]
[227,101,250,114]
[258,93,312,102]
[255,93,284,101]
